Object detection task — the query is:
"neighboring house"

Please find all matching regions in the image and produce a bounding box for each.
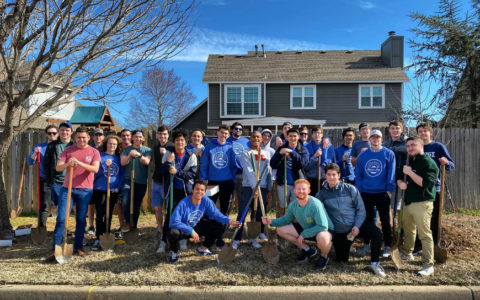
[174,32,409,133]
[70,105,121,132]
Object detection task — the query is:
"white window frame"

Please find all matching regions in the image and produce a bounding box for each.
[223,84,262,118]
[290,85,316,110]
[358,84,385,109]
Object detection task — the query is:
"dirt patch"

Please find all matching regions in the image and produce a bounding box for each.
[1,212,479,286]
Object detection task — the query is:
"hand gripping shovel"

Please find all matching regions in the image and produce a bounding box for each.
[217,166,269,265]
[55,167,74,264]
[434,164,448,263]
[124,158,138,244]
[10,158,26,220]
[100,165,115,250]
[32,153,47,244]
[246,152,262,239]
[391,156,409,270]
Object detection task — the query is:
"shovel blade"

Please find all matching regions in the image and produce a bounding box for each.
[10,207,22,220]
[246,221,261,239]
[123,228,138,244]
[262,242,280,264]
[391,247,404,270]
[434,245,448,264]
[99,233,115,250]
[31,227,48,245]
[217,244,237,264]
[54,243,73,264]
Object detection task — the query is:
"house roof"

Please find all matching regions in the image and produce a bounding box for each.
[172,98,207,129]
[70,106,106,124]
[203,50,409,83]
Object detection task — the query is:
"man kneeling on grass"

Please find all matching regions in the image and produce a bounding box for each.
[317,163,385,277]
[167,180,240,263]
[262,179,333,270]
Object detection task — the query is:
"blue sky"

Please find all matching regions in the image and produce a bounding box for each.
[105,0,465,126]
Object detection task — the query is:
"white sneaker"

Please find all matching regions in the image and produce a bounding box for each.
[356,244,371,257]
[418,266,434,276]
[349,245,356,255]
[232,240,240,250]
[370,262,386,277]
[179,239,188,251]
[400,252,415,261]
[248,239,262,249]
[382,246,391,258]
[258,233,268,241]
[156,240,166,254]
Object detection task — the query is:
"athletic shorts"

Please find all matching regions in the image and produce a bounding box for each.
[151,181,164,207]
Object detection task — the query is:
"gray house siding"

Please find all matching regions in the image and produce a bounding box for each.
[174,101,208,131]
[266,83,402,125]
[208,84,221,127]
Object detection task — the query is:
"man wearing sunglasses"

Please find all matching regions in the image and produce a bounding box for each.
[27,125,58,229]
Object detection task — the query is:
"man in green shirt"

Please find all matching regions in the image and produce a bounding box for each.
[262,179,333,270]
[397,136,439,277]
[120,130,152,231]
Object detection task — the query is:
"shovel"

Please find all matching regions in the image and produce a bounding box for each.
[124,158,138,244]
[247,152,262,239]
[10,158,26,220]
[100,165,115,250]
[391,155,409,270]
[217,166,268,265]
[32,153,47,244]
[434,164,448,263]
[55,167,74,264]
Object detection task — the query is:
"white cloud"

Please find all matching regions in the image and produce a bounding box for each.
[358,1,376,10]
[171,28,352,62]
[201,0,228,6]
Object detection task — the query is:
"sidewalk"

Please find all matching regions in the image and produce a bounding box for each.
[0,285,479,299]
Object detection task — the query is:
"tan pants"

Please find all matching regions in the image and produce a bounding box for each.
[401,201,434,267]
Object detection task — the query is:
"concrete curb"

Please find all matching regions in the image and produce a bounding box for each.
[0,285,478,300]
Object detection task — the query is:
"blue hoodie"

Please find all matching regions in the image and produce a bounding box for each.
[305,138,336,179]
[199,138,237,182]
[423,141,455,191]
[334,144,355,182]
[226,136,250,171]
[355,147,396,194]
[169,195,230,234]
[27,142,48,179]
[93,152,124,191]
[351,140,370,158]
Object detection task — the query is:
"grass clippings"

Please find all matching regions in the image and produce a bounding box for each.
[1,212,479,287]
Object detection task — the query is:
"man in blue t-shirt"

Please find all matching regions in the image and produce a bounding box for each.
[167,180,240,263]
[351,122,371,166]
[335,127,355,184]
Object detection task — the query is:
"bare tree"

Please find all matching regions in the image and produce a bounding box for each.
[0,0,196,234]
[125,65,195,129]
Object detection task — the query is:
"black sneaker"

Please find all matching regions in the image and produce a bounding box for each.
[297,248,318,262]
[412,247,423,256]
[169,251,179,264]
[315,256,329,270]
[215,238,225,248]
[87,226,95,235]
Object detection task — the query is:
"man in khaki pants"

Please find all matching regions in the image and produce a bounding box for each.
[397,136,439,276]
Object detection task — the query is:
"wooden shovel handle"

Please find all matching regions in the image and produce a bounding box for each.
[17,158,27,208]
[130,158,135,226]
[438,164,446,242]
[106,165,111,233]
[63,167,74,243]
[36,153,41,211]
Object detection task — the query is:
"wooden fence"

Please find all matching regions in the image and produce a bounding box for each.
[5,128,480,212]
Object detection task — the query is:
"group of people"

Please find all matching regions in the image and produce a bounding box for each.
[29,119,454,278]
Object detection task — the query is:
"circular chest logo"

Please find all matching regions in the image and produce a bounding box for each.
[232,142,244,156]
[365,159,383,177]
[187,210,203,226]
[212,151,228,169]
[103,162,120,178]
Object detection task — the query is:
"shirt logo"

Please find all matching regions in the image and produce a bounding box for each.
[232,142,244,156]
[212,151,228,169]
[425,151,435,159]
[306,217,313,223]
[85,155,92,163]
[103,162,119,178]
[187,210,203,226]
[365,159,383,177]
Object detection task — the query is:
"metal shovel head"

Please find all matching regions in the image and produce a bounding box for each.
[10,207,22,220]
[123,228,138,244]
[217,243,237,265]
[262,241,280,264]
[434,245,448,264]
[54,243,73,264]
[31,227,48,245]
[246,221,261,239]
[390,247,404,270]
[99,233,115,251]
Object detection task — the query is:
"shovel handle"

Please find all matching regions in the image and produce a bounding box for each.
[106,165,111,233]
[438,164,446,242]
[169,173,174,216]
[17,157,27,209]
[239,166,269,225]
[284,156,287,210]
[317,156,321,193]
[130,158,135,226]
[37,152,41,211]
[64,167,74,244]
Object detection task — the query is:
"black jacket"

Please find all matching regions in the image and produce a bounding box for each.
[42,139,74,185]
[152,141,175,183]
[383,134,407,180]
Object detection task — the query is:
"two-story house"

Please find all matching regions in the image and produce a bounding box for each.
[173,32,409,133]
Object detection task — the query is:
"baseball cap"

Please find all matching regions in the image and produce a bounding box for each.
[94,128,104,135]
[369,129,383,138]
[59,121,72,129]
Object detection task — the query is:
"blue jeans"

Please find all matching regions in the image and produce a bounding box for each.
[234,187,268,241]
[50,182,63,206]
[122,183,147,228]
[52,187,93,251]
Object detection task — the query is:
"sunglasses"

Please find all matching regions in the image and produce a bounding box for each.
[94,133,103,136]
[300,132,308,136]
[46,132,58,135]
[233,127,243,131]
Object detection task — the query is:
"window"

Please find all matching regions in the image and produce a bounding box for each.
[358,85,385,109]
[224,85,261,116]
[290,85,316,109]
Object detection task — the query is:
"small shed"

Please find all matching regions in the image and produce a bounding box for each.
[70,106,120,131]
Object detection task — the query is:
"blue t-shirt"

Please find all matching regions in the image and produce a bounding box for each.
[173,154,186,190]
[286,147,296,185]
[423,141,455,191]
[94,152,124,191]
[27,142,48,178]
[351,140,370,158]
[335,144,355,182]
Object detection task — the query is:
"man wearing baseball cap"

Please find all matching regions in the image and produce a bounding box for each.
[355,129,396,259]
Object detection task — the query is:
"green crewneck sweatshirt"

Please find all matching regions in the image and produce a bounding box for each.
[400,153,439,205]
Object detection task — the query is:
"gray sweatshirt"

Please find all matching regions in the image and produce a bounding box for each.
[240,148,273,190]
